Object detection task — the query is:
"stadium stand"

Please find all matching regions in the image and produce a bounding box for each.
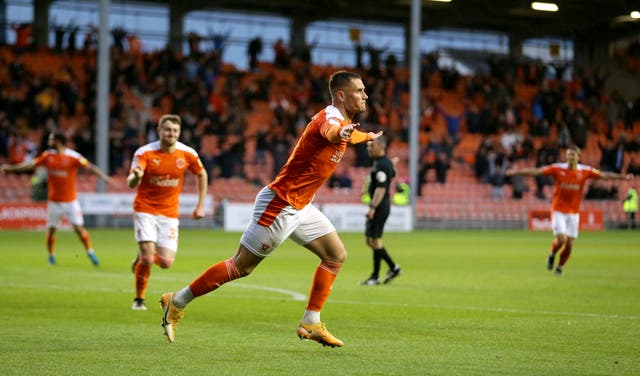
[1,17,638,230]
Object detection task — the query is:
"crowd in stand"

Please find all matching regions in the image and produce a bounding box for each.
[615,39,640,78]
[1,24,640,198]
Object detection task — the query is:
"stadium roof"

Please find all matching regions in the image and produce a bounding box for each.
[157,0,640,40]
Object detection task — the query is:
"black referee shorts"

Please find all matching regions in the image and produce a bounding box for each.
[365,205,390,238]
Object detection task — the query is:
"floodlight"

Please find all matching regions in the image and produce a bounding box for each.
[531,2,559,12]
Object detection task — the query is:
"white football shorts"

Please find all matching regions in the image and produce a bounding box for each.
[551,211,579,239]
[134,212,180,252]
[240,187,336,257]
[47,200,84,227]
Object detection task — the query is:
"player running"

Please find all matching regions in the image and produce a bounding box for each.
[1,132,112,266]
[127,114,208,311]
[506,144,632,275]
[159,70,382,347]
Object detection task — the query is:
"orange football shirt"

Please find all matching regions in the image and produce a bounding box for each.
[130,141,204,218]
[33,148,88,202]
[541,163,601,214]
[269,105,369,210]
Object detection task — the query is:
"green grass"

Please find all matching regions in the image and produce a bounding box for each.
[1,229,639,375]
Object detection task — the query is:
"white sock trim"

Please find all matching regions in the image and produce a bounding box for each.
[173,286,194,308]
[301,309,320,324]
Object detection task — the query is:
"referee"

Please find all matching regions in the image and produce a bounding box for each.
[361,135,401,285]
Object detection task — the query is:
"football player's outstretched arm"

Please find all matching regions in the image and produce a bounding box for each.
[324,121,383,144]
[599,171,633,181]
[86,162,114,185]
[0,160,37,174]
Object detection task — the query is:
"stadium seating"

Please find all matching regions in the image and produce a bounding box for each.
[1,46,636,229]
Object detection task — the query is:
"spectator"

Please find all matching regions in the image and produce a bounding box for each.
[328,165,353,189]
[267,130,292,179]
[186,31,203,57]
[500,124,523,157]
[441,107,464,141]
[384,53,397,77]
[296,40,317,65]
[247,37,263,72]
[111,27,127,53]
[393,178,410,206]
[556,122,572,149]
[622,184,638,229]
[355,43,364,69]
[12,22,32,52]
[534,140,558,199]
[434,151,451,184]
[67,24,78,53]
[417,148,435,194]
[489,157,505,200]
[598,137,623,173]
[564,103,589,149]
[83,24,98,53]
[626,134,640,152]
[273,39,290,68]
[585,181,618,200]
[474,138,493,183]
[626,156,640,176]
[7,128,36,167]
[366,44,386,78]
[208,28,231,57]
[53,23,66,54]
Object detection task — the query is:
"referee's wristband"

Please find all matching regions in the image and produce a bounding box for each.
[369,204,377,209]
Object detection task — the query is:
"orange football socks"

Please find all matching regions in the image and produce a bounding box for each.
[189,258,241,297]
[306,260,343,312]
[46,232,55,255]
[558,243,573,267]
[78,228,92,251]
[134,262,151,299]
[550,238,563,256]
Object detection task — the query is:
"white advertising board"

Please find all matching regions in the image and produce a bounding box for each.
[77,193,214,216]
[222,201,412,232]
[322,204,413,232]
[222,202,254,231]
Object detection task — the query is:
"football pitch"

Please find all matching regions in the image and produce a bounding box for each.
[1,229,638,375]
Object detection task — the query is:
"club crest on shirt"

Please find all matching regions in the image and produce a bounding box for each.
[176,158,185,169]
[261,242,271,252]
[331,150,343,163]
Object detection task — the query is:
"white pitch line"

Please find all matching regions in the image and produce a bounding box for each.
[229,283,306,301]
[329,299,640,320]
[0,280,307,301]
[2,280,637,320]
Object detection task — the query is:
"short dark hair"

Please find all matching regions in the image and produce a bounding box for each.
[567,144,581,155]
[374,135,388,149]
[158,114,181,128]
[50,132,67,145]
[328,71,361,100]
